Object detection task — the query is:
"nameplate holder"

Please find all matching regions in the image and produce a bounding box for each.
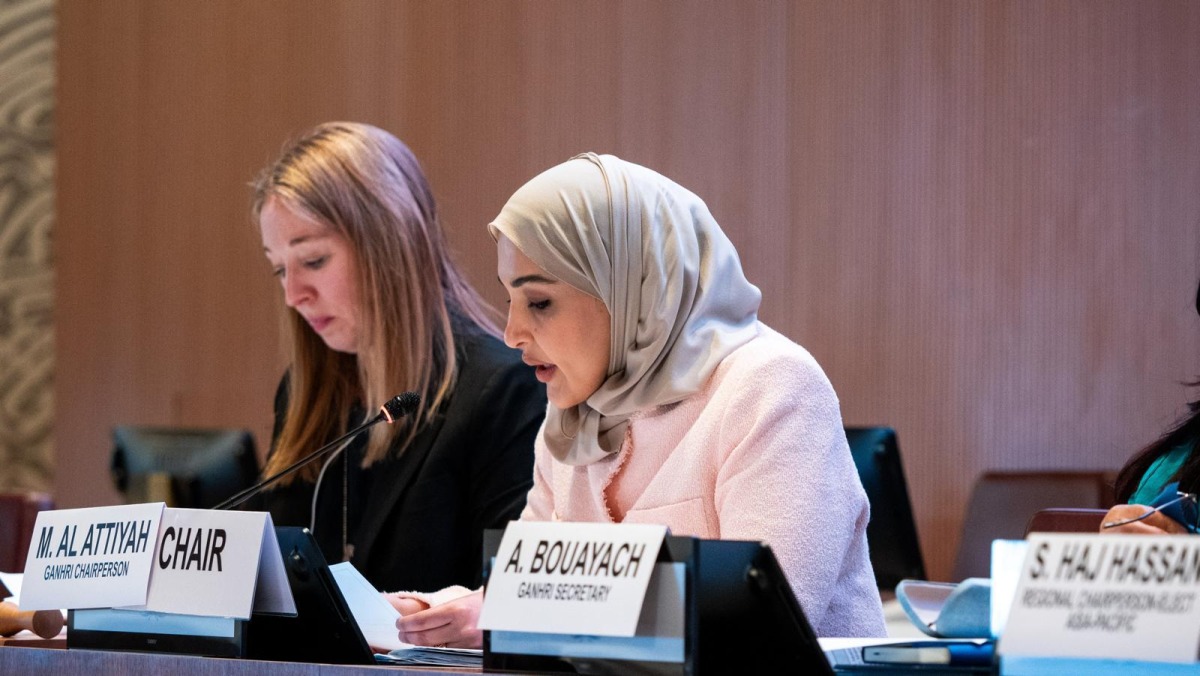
[478,521,667,637]
[64,509,296,658]
[482,532,832,674]
[999,533,1200,663]
[489,560,686,664]
[20,502,165,611]
[131,507,295,619]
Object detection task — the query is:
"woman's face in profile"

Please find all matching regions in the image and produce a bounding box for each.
[497,234,611,409]
[260,197,361,354]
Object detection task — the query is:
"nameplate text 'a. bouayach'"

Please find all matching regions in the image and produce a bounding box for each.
[478,521,667,637]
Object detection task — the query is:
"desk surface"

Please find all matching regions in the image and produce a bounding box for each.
[0,636,909,674]
[0,646,481,675]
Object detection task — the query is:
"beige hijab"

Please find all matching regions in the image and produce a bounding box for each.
[489,153,761,466]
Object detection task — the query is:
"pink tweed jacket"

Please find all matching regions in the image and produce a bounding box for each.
[521,324,886,637]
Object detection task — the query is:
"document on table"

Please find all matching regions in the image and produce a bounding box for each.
[327,562,482,668]
[374,645,483,668]
[328,562,404,651]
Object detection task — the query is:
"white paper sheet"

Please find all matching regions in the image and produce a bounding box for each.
[376,645,482,668]
[990,538,1027,638]
[328,562,404,651]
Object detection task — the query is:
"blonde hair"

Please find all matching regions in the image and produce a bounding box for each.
[253,122,499,483]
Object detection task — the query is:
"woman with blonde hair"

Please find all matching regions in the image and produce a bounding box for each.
[253,122,546,593]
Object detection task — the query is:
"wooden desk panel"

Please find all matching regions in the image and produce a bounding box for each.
[0,647,479,675]
[0,633,65,649]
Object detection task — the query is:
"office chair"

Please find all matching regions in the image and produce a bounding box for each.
[845,427,927,591]
[951,471,1115,581]
[1024,507,1108,535]
[111,426,259,509]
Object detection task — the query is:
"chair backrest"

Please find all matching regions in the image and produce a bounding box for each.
[0,492,54,573]
[952,471,1115,581]
[1024,507,1108,535]
[111,426,259,509]
[845,427,926,590]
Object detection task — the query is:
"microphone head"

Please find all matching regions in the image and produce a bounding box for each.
[381,392,421,422]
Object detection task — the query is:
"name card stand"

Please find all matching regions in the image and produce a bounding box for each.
[68,607,247,657]
[19,505,347,661]
[480,529,832,675]
[242,527,374,665]
[999,533,1200,668]
[67,527,373,665]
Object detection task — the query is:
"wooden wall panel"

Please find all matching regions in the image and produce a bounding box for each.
[56,0,1200,580]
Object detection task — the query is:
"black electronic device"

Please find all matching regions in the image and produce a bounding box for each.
[67,606,248,658]
[68,527,374,665]
[846,426,927,590]
[111,426,259,509]
[481,531,834,675]
[825,639,995,674]
[245,526,374,665]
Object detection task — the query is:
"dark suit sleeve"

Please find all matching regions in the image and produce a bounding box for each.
[462,354,546,569]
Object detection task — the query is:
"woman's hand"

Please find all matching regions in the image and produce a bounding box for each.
[384,593,430,616]
[394,589,484,649]
[1101,504,1188,534]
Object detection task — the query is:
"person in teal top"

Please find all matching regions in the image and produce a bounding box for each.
[1126,444,1192,506]
[1103,279,1200,534]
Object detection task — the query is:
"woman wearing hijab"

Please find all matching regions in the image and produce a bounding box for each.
[388,153,886,645]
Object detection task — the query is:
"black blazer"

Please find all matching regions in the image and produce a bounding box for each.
[259,328,546,592]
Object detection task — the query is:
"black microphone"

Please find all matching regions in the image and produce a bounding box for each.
[214,392,421,510]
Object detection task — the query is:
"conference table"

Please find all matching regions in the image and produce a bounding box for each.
[0,643,477,675]
[0,635,910,675]
[4,636,1191,674]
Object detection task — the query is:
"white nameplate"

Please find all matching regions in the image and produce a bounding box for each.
[490,561,685,662]
[478,521,667,637]
[20,503,165,611]
[999,533,1200,663]
[990,538,1028,637]
[128,508,295,619]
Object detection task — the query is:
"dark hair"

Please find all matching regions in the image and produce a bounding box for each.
[1113,280,1200,501]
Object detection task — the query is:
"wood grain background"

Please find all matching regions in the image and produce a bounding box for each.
[55,0,1200,580]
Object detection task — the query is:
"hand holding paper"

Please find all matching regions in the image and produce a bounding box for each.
[327,562,403,652]
[395,590,484,649]
[384,593,428,616]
